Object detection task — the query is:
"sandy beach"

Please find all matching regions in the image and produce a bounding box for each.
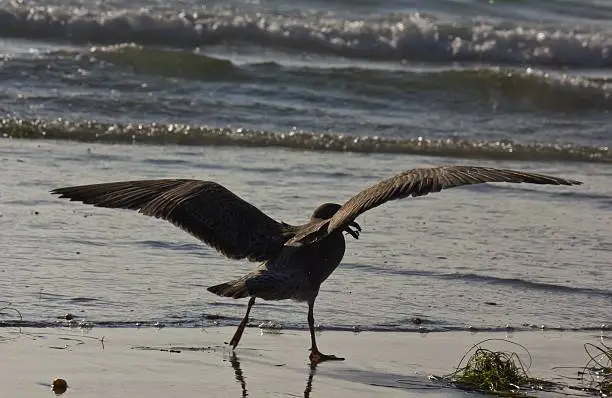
[1,325,607,397]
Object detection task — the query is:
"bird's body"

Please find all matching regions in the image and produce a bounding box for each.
[208,227,345,302]
[51,165,582,363]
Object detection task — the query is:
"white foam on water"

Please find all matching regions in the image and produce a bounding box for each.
[1,5,611,67]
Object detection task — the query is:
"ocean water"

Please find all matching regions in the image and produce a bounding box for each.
[2,140,610,332]
[0,0,611,333]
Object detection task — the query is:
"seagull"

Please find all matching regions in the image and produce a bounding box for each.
[51,165,582,363]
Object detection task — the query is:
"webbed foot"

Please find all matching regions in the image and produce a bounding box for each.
[309,349,345,364]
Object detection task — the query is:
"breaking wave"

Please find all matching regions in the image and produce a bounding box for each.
[86,44,612,113]
[1,5,612,67]
[2,44,611,120]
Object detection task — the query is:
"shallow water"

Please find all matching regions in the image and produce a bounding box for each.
[0,0,611,333]
[1,138,610,332]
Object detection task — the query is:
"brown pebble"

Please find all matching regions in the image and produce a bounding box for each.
[52,378,68,394]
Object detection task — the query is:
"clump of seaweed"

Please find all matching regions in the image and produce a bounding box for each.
[582,341,612,397]
[442,339,556,397]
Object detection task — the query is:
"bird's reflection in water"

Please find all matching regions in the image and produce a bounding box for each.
[228,353,318,398]
[229,353,248,397]
[303,363,317,398]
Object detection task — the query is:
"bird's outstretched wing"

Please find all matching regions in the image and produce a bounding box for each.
[287,165,582,246]
[51,179,296,261]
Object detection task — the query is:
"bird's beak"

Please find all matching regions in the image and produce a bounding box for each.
[349,221,362,232]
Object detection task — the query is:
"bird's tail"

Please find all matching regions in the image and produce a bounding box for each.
[207,279,250,299]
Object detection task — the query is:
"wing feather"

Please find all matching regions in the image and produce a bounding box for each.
[51,179,296,261]
[287,165,582,246]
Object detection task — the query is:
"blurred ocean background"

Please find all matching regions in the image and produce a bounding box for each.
[0,0,610,333]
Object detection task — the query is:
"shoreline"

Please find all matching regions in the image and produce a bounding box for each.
[2,122,610,164]
[1,326,608,397]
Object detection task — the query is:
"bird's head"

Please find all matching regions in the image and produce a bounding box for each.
[311,203,361,240]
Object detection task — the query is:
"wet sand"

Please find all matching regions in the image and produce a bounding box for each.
[0,326,606,397]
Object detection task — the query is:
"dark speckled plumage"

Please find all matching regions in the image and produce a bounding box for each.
[51,165,582,363]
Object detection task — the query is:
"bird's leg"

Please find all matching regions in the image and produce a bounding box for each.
[228,296,256,350]
[307,298,344,364]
